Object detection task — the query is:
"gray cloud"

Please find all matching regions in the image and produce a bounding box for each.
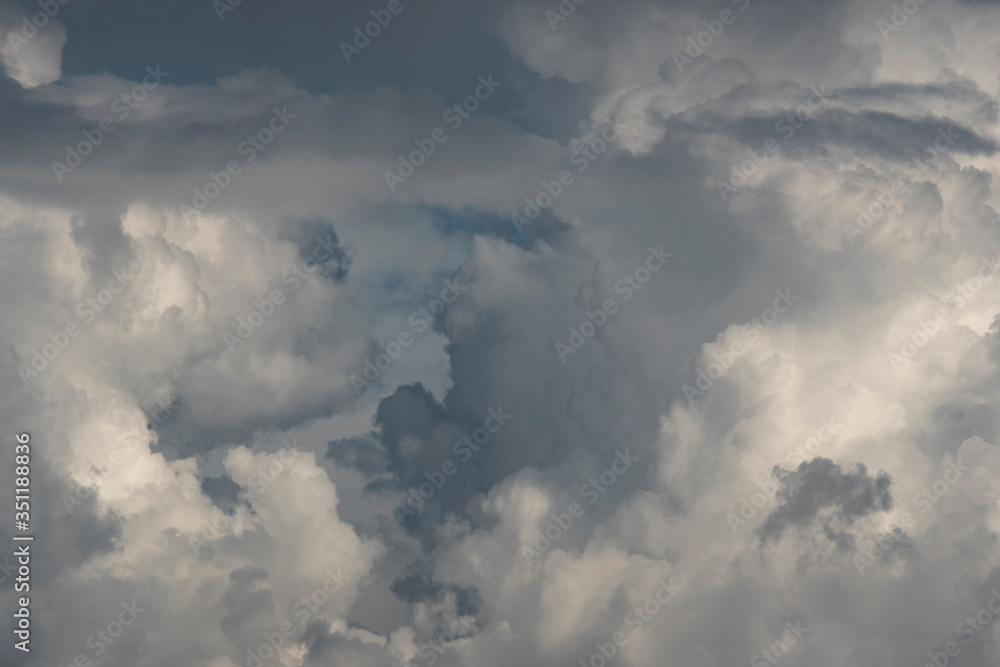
[5,0,1000,664]
[758,458,894,548]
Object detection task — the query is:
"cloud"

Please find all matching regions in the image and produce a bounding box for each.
[0,7,66,88]
[5,0,1000,664]
[757,457,894,548]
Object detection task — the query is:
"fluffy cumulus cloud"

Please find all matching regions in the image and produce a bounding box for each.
[2,0,1000,665]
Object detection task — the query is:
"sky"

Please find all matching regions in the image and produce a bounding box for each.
[2,0,1000,665]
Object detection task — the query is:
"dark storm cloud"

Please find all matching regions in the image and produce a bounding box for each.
[661,82,997,165]
[758,458,893,546]
[329,433,392,477]
[201,474,246,513]
[280,218,354,282]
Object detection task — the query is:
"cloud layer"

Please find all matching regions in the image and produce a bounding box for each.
[3,0,1000,665]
